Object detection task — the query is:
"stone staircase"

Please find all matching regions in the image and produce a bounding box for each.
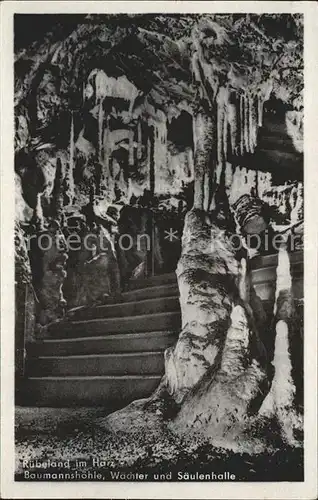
[25,273,180,408]
[24,251,303,408]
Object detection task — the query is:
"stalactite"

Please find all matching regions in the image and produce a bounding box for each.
[223,106,228,163]
[52,157,64,222]
[252,97,258,151]
[290,182,303,225]
[248,96,254,153]
[137,121,142,161]
[98,100,104,163]
[217,87,228,166]
[257,95,263,127]
[214,162,222,186]
[289,186,297,212]
[102,116,111,186]
[186,147,194,181]
[239,94,244,156]
[94,70,107,104]
[255,170,259,197]
[259,79,273,129]
[147,109,169,195]
[142,130,151,197]
[243,94,249,154]
[203,171,211,212]
[225,163,233,190]
[280,191,287,215]
[68,112,75,204]
[128,129,134,167]
[158,111,168,173]
[257,171,272,199]
[227,95,237,155]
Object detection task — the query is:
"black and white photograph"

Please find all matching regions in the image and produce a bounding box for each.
[1,2,318,499]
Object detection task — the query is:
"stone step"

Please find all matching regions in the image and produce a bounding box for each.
[68,295,180,321]
[121,283,179,302]
[28,331,177,357]
[253,276,303,302]
[127,272,177,290]
[48,311,181,339]
[24,375,162,407]
[250,250,303,270]
[27,351,165,377]
[251,261,303,285]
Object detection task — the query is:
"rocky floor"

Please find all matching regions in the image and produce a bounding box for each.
[15,405,303,482]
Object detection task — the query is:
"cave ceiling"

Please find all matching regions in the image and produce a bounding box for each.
[15,13,303,179]
[15,14,303,108]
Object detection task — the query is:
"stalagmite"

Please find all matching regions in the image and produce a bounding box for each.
[238,257,248,302]
[259,236,301,446]
[273,235,292,315]
[33,193,44,231]
[219,304,250,378]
